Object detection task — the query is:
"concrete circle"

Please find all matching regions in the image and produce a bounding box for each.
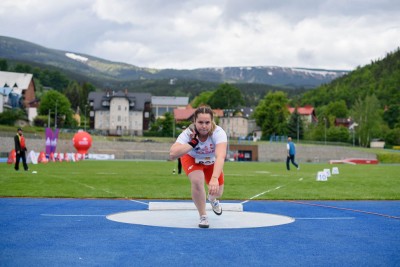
[107,210,295,229]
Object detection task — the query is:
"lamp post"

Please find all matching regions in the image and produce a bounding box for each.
[323,117,327,145]
[297,115,299,143]
[55,100,58,129]
[48,109,51,127]
[84,104,87,131]
[350,122,358,147]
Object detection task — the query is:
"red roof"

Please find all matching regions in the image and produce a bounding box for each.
[173,108,195,121]
[173,108,224,122]
[288,105,314,115]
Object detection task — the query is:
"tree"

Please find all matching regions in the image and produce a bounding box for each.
[191,91,214,108]
[352,94,383,147]
[38,90,75,128]
[64,81,81,111]
[326,100,349,118]
[148,112,174,137]
[208,83,244,109]
[327,126,350,142]
[253,91,289,138]
[287,108,304,140]
[383,104,400,129]
[0,59,8,71]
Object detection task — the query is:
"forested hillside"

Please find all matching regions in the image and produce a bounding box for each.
[299,48,400,146]
[302,48,400,110]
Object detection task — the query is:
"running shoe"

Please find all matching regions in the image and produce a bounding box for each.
[198,215,209,228]
[208,196,223,215]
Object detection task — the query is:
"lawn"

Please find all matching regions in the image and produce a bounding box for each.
[1,160,399,200]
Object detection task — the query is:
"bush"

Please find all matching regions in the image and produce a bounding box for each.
[384,128,400,146]
[0,109,24,125]
[33,115,51,127]
[376,151,400,163]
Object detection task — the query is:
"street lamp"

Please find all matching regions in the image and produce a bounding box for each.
[323,117,327,145]
[349,122,358,147]
[55,100,58,129]
[297,115,299,143]
[84,104,88,131]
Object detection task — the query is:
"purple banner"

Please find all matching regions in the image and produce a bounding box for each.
[45,128,53,155]
[50,128,59,153]
[45,128,60,155]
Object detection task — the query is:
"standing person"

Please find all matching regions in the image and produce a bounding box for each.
[170,106,227,228]
[177,157,182,174]
[14,128,29,171]
[286,137,299,171]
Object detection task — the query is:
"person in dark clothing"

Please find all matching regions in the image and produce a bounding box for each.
[14,128,28,171]
[286,137,299,171]
[177,157,182,174]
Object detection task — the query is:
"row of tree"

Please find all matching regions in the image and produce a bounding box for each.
[1,46,399,147]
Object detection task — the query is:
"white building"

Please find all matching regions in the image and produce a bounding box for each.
[88,90,152,136]
[216,107,258,139]
[0,71,38,124]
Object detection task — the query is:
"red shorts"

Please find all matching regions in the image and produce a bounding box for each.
[180,154,224,185]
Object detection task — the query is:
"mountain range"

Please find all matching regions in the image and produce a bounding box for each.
[0,36,349,88]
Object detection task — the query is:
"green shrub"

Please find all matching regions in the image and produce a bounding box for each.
[376,151,400,163]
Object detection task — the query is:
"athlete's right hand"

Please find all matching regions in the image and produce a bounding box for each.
[188,130,199,148]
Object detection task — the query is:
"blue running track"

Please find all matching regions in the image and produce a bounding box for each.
[1,198,399,266]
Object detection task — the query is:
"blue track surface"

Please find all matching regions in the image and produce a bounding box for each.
[1,198,399,266]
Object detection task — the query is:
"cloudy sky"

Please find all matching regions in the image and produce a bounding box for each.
[1,0,399,70]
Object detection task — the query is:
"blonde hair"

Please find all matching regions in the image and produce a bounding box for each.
[193,105,216,136]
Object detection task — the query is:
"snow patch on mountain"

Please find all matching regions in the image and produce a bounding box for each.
[291,68,344,77]
[65,52,88,63]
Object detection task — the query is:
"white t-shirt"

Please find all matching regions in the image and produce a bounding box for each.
[176,125,227,165]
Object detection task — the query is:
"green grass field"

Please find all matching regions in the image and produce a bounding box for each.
[0,160,399,200]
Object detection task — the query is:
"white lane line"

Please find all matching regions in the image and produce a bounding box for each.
[241,186,285,204]
[241,178,304,204]
[129,199,149,206]
[41,214,105,217]
[295,217,355,220]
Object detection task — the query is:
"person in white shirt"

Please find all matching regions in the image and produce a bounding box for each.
[170,106,227,228]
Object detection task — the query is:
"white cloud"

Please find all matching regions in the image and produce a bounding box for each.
[0,0,399,70]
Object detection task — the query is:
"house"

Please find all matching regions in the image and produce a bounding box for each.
[88,90,152,136]
[152,96,189,118]
[219,107,257,139]
[174,106,257,139]
[0,71,38,123]
[335,117,353,128]
[288,105,317,124]
[173,107,196,122]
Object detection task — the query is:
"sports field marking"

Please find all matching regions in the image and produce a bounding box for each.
[226,173,256,176]
[287,201,400,220]
[241,177,304,204]
[107,210,295,229]
[295,217,355,220]
[49,175,96,190]
[41,214,106,217]
[48,174,132,198]
[129,199,149,206]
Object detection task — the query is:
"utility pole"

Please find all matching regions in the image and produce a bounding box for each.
[55,100,58,129]
[84,104,87,131]
[48,109,50,127]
